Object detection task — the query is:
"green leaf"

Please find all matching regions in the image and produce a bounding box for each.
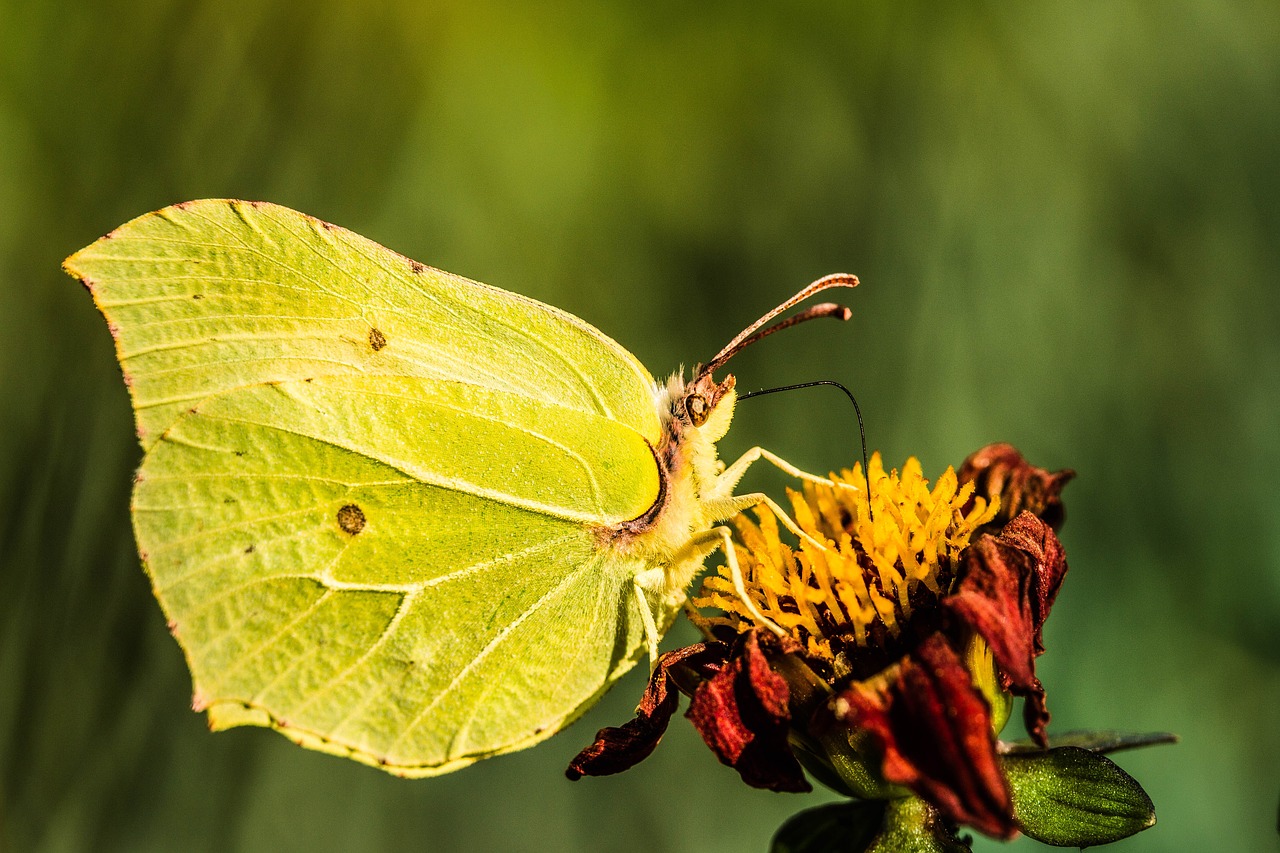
[770,801,884,853]
[1003,746,1156,846]
[1002,729,1177,755]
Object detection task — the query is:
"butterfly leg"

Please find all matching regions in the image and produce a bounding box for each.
[712,446,857,501]
[631,581,663,674]
[710,525,787,638]
[654,526,787,640]
[704,491,829,554]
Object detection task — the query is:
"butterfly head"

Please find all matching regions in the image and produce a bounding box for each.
[677,369,736,442]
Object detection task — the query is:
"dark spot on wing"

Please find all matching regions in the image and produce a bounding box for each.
[175,201,192,210]
[233,450,246,457]
[337,504,366,535]
[321,220,336,231]
[369,327,387,351]
[192,293,202,300]
[409,260,424,274]
[244,544,255,554]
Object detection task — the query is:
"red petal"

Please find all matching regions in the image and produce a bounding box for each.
[840,636,1016,839]
[997,512,1068,655]
[687,630,811,793]
[945,512,1068,745]
[958,443,1074,530]
[566,641,727,779]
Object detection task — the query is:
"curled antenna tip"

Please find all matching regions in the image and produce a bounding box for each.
[702,278,862,379]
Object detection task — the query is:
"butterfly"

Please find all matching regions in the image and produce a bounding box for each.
[63,200,857,776]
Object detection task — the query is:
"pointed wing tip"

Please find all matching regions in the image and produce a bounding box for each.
[63,198,285,278]
[61,251,86,282]
[63,199,285,270]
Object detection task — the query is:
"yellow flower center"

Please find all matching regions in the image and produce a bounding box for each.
[694,454,999,663]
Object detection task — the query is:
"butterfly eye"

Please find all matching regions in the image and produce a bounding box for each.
[685,394,710,426]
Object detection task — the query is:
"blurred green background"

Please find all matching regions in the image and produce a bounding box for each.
[2,1,1277,851]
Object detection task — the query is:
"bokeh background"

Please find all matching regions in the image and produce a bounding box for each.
[2,2,1277,851]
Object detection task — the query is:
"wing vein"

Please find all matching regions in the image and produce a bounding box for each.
[203,412,612,525]
[386,556,599,755]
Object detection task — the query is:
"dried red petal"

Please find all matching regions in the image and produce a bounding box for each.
[566,641,728,780]
[958,443,1074,530]
[998,512,1068,654]
[839,635,1016,839]
[687,630,811,793]
[945,512,1068,746]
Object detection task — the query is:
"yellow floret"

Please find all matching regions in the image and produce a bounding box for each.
[694,453,999,660]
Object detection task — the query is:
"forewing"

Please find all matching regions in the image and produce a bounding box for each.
[63,199,662,449]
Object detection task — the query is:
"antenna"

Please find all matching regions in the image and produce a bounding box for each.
[699,274,859,378]
[738,379,874,521]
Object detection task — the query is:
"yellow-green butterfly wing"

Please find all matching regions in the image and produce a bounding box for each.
[65,200,667,775]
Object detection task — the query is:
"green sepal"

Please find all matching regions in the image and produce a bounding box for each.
[790,736,859,798]
[1003,746,1156,846]
[775,654,907,802]
[1002,729,1177,756]
[822,727,909,801]
[964,634,1012,736]
[770,800,885,853]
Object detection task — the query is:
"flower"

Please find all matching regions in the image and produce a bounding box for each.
[695,453,1001,680]
[567,445,1073,841]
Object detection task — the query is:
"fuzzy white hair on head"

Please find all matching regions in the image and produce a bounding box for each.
[654,368,687,427]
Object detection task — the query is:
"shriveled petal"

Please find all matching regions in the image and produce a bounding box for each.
[945,512,1068,745]
[998,512,1069,654]
[566,641,728,779]
[687,630,811,792]
[958,443,1074,530]
[839,635,1016,839]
